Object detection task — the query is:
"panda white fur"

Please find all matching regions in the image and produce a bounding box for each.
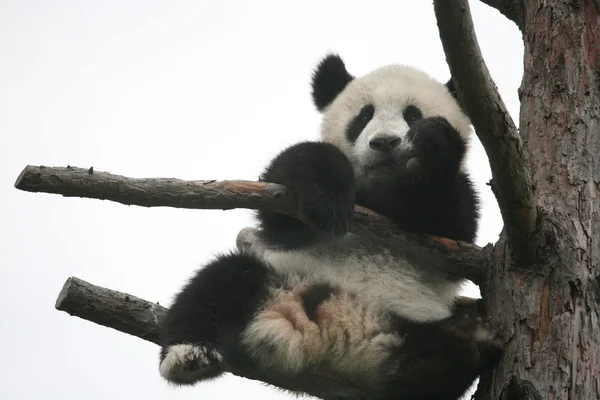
[158,54,502,400]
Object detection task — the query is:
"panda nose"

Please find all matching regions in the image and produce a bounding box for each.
[369,136,401,152]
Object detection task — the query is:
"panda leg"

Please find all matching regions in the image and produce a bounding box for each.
[364,116,479,242]
[384,315,503,400]
[158,252,272,385]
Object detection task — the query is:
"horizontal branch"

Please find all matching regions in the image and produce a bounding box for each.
[15,165,487,284]
[15,165,296,214]
[55,277,385,399]
[56,277,167,344]
[433,0,537,261]
[56,277,488,398]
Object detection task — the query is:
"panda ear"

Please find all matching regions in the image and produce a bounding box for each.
[311,54,354,112]
[445,78,458,100]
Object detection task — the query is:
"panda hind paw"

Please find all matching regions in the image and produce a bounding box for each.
[159,343,223,385]
[474,320,504,364]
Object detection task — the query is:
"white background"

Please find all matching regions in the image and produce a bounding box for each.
[1,1,522,399]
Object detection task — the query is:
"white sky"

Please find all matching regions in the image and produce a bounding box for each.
[1,1,522,399]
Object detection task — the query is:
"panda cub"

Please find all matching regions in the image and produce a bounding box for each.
[158,54,501,400]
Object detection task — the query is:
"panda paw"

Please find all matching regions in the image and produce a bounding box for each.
[445,312,504,362]
[474,319,504,364]
[260,141,355,237]
[299,189,354,237]
[408,117,465,174]
[159,343,223,385]
[237,227,268,256]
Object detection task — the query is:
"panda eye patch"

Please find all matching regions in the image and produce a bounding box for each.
[403,105,423,125]
[359,105,374,123]
[346,104,375,143]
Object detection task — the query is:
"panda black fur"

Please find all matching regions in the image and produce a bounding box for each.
[158,54,501,400]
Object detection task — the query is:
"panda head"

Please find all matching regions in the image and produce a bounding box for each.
[310,54,472,182]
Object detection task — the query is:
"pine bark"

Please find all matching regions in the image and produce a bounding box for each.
[479,1,600,399]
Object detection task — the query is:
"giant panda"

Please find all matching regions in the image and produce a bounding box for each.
[158,54,502,400]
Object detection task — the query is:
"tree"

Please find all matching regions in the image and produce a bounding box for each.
[436,1,600,398]
[14,0,600,399]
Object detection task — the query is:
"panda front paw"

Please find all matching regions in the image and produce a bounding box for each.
[408,117,465,175]
[159,343,223,385]
[299,187,355,237]
[473,318,504,365]
[445,313,504,366]
[260,141,355,238]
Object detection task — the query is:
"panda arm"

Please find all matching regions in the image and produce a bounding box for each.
[409,116,467,177]
[256,141,355,249]
[357,116,479,242]
[357,171,478,243]
[401,116,479,242]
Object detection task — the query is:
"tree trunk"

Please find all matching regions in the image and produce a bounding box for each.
[480,1,600,398]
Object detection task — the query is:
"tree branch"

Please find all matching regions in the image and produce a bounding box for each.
[15,165,296,214]
[433,0,537,261]
[15,165,488,284]
[55,277,490,399]
[56,276,167,344]
[54,277,386,399]
[479,0,523,29]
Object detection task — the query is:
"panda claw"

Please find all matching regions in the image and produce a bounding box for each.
[473,319,504,363]
[406,157,421,172]
[209,348,224,362]
[159,343,223,385]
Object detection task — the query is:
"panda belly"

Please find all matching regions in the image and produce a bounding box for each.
[260,234,460,323]
[240,275,402,384]
[239,234,462,382]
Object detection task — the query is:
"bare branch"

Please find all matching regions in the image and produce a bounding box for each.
[15,165,488,284]
[55,277,491,398]
[55,277,384,399]
[479,0,523,29]
[56,277,167,344]
[433,0,537,261]
[15,165,296,215]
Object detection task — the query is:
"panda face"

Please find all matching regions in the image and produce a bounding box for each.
[335,91,427,178]
[311,55,472,182]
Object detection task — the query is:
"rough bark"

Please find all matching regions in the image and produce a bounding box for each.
[434,0,538,263]
[14,165,296,214]
[479,1,600,399]
[56,277,167,344]
[434,1,600,399]
[14,165,487,284]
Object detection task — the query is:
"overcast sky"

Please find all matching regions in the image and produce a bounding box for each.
[1,1,522,399]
